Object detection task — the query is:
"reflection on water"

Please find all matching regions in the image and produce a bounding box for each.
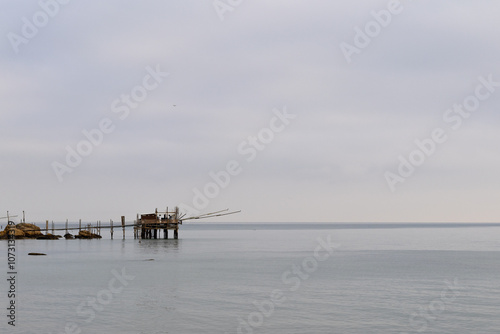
[135,238,182,254]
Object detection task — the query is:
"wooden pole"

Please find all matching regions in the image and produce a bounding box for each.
[79,219,81,233]
[52,221,54,234]
[140,217,145,239]
[46,220,49,235]
[135,214,138,240]
[121,216,125,240]
[138,218,142,242]
[23,211,25,223]
[110,220,113,240]
[65,219,68,235]
[174,206,179,239]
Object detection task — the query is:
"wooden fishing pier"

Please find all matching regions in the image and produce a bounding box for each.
[0,208,240,240]
[137,207,181,239]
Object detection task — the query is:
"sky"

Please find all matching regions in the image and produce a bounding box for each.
[1,0,500,223]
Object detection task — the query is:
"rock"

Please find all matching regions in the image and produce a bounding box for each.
[0,224,99,240]
[74,230,102,239]
[37,234,61,240]
[0,223,45,239]
[0,226,25,239]
[16,223,43,238]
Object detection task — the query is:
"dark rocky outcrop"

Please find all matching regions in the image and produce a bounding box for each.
[37,234,61,240]
[0,226,24,239]
[0,223,43,239]
[74,230,102,239]
[1,224,101,240]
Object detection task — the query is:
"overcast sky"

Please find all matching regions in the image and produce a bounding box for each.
[1,1,500,223]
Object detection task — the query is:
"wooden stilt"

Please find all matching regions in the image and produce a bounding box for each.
[121,216,125,240]
[110,220,114,240]
[174,206,179,239]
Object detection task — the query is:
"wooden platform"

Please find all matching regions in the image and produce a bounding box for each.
[137,207,181,239]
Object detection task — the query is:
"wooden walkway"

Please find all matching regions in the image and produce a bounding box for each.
[2,208,240,240]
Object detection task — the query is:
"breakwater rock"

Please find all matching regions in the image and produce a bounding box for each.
[74,230,102,239]
[37,234,62,240]
[0,223,56,239]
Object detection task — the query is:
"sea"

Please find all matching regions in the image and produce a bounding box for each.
[1,222,500,334]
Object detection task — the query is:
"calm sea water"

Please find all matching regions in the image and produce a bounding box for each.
[2,223,500,334]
